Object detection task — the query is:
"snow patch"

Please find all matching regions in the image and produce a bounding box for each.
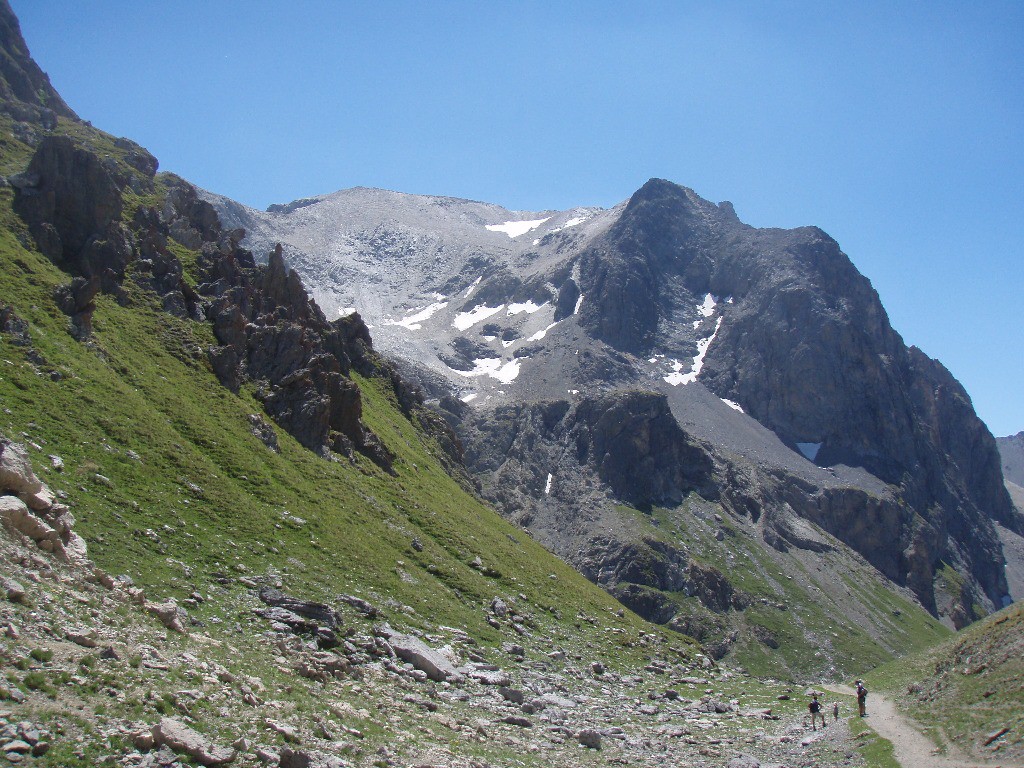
[699,293,717,317]
[453,304,504,331]
[573,294,584,315]
[461,392,478,403]
[500,339,515,348]
[797,442,822,461]
[544,473,553,495]
[339,307,357,317]
[463,276,482,298]
[386,301,449,330]
[721,398,744,413]
[549,214,590,234]
[507,300,546,315]
[485,217,550,238]
[528,322,558,341]
[664,317,722,386]
[453,357,522,384]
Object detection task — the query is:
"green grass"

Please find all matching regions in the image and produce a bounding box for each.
[849,715,900,768]
[607,496,949,681]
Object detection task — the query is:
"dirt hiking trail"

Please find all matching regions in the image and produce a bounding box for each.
[825,684,1022,768]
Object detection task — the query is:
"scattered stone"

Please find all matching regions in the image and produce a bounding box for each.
[500,716,533,728]
[498,687,525,704]
[66,627,100,647]
[146,598,188,632]
[578,729,602,749]
[3,578,27,604]
[278,746,347,768]
[985,727,1010,746]
[265,719,301,743]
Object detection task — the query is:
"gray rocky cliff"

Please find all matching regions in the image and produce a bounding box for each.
[205,168,1015,632]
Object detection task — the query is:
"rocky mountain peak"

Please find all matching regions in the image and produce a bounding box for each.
[207,173,1018,636]
[0,0,78,126]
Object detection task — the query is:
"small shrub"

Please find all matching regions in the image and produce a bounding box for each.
[30,648,54,663]
[23,671,51,692]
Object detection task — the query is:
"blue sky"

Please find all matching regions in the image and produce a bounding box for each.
[12,1,1024,436]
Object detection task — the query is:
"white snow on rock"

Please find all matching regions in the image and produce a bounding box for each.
[797,442,822,461]
[485,218,551,238]
[573,294,584,315]
[453,304,504,331]
[461,392,478,403]
[463,276,482,298]
[453,357,522,384]
[545,473,553,495]
[721,398,744,413]
[699,293,717,317]
[664,317,722,386]
[500,339,515,348]
[387,301,449,330]
[549,214,590,234]
[507,300,546,315]
[339,307,357,317]
[529,322,558,341]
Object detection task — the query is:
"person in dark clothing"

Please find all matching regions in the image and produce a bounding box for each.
[809,692,826,730]
[856,680,868,717]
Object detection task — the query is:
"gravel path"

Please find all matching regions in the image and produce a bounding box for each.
[825,684,1021,768]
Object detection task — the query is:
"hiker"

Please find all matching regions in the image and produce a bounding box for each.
[809,692,826,730]
[856,679,868,717]
[832,700,839,722]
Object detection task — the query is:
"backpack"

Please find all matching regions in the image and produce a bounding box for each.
[810,699,821,713]
[857,685,868,700]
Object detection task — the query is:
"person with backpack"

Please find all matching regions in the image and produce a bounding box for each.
[856,679,868,716]
[809,692,826,730]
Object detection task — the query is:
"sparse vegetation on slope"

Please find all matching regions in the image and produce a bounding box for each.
[866,601,1024,763]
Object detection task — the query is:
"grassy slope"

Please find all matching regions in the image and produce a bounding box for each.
[614,497,949,681]
[866,601,1024,761]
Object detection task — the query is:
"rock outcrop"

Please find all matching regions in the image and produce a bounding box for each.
[0,436,86,563]
[8,128,415,471]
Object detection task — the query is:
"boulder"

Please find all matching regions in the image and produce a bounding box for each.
[151,717,236,766]
[0,439,43,499]
[146,599,188,633]
[385,632,464,683]
[257,587,341,629]
[278,746,347,768]
[578,728,602,749]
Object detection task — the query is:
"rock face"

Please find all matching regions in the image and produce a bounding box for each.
[0,0,78,129]
[207,177,1019,632]
[997,432,1024,488]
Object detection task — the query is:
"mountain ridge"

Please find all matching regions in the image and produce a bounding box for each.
[205,171,1018,647]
